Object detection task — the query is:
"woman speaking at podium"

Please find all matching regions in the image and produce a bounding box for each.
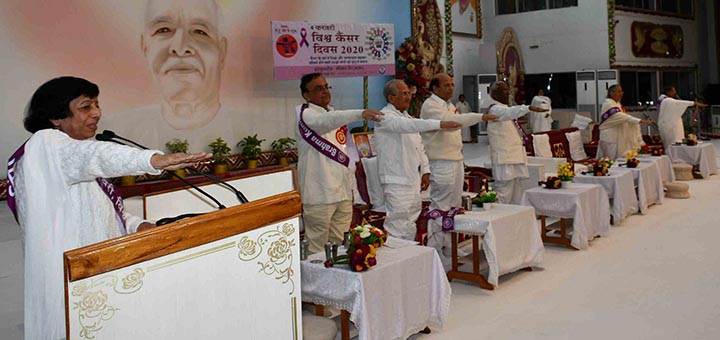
[7,76,211,340]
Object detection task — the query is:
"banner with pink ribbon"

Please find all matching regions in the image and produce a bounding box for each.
[271,21,395,80]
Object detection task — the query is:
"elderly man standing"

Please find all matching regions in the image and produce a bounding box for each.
[375,80,461,240]
[297,73,383,254]
[487,81,548,204]
[657,86,706,149]
[597,85,652,160]
[420,73,496,261]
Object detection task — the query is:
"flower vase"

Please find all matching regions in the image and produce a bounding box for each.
[172,169,186,179]
[246,159,259,169]
[278,156,289,167]
[214,163,228,174]
[120,175,136,186]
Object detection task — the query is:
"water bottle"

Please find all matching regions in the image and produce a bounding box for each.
[300,238,309,261]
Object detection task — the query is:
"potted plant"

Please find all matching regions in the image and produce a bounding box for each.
[209,137,231,174]
[237,134,265,169]
[165,139,190,178]
[270,137,296,167]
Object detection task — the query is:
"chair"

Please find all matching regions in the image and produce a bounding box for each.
[354,157,386,230]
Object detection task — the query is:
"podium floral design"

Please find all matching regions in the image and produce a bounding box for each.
[237,223,296,294]
[70,268,145,339]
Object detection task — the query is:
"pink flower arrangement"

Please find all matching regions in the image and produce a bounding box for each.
[324,224,385,272]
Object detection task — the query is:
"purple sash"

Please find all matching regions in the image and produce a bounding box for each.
[426,207,463,232]
[298,103,350,167]
[7,142,128,235]
[96,177,128,235]
[656,96,666,111]
[6,141,27,223]
[488,104,530,145]
[600,107,622,124]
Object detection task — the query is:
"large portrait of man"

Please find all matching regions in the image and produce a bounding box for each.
[142,0,227,130]
[450,0,481,38]
[99,0,240,152]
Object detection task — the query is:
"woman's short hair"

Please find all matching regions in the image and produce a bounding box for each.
[24,76,99,133]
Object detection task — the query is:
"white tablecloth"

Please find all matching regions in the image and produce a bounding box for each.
[638,154,675,183]
[612,161,664,214]
[453,204,544,286]
[667,143,718,178]
[301,245,451,340]
[574,170,638,225]
[520,163,544,193]
[521,183,610,250]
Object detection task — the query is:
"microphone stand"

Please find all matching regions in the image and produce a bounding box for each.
[96,132,227,226]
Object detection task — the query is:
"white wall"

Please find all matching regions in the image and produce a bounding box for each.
[0,0,410,177]
[475,0,610,76]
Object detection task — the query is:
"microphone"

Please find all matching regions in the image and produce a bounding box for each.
[100,130,248,204]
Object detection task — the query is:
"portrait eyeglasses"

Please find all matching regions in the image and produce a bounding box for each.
[311,85,332,92]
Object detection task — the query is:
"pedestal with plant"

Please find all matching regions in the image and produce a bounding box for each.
[165,138,190,178]
[209,138,231,174]
[271,137,296,167]
[237,134,265,169]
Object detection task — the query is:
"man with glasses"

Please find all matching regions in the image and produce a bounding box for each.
[375,79,461,240]
[297,73,383,253]
[420,73,497,264]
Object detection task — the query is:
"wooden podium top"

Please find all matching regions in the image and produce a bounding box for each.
[64,191,301,282]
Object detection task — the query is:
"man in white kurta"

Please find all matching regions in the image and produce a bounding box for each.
[420,73,497,262]
[657,86,706,149]
[597,85,650,160]
[375,80,461,240]
[530,89,553,132]
[296,74,383,253]
[487,81,547,204]
[456,94,476,142]
[14,130,165,340]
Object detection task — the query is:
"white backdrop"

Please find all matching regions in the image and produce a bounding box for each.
[0,0,411,177]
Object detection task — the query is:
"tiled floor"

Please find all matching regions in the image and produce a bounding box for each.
[3,138,720,340]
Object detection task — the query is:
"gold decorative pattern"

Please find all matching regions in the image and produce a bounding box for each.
[292,296,299,340]
[238,223,297,294]
[70,269,145,339]
[411,0,444,76]
[496,28,526,105]
[552,143,566,158]
[147,242,236,272]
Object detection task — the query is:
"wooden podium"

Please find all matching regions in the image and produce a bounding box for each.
[63,168,303,339]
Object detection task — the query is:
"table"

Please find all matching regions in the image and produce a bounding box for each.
[449,204,544,288]
[667,143,718,178]
[301,245,451,340]
[612,161,664,214]
[521,183,610,250]
[574,170,638,225]
[638,154,675,183]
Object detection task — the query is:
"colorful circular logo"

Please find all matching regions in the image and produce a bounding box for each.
[336,129,346,145]
[366,28,392,61]
[276,34,298,58]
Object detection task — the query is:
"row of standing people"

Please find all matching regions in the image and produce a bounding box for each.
[296,72,548,268]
